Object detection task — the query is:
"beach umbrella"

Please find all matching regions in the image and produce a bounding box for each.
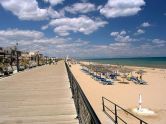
[136,69,146,80]
[119,67,133,74]
[109,65,119,70]
[118,67,133,83]
[92,65,109,78]
[80,63,85,67]
[108,65,121,76]
[136,70,146,74]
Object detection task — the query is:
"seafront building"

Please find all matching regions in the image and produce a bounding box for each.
[0,46,48,74]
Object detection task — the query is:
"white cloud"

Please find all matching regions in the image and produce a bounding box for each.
[141,22,151,27]
[88,37,166,58]
[152,39,166,47]
[97,5,103,10]
[43,0,64,6]
[41,25,49,30]
[0,29,46,51]
[135,29,145,35]
[100,0,145,18]
[1,29,165,58]
[120,30,127,35]
[109,42,130,48]
[0,0,48,20]
[110,32,119,36]
[110,30,134,42]
[49,16,107,36]
[0,29,134,57]
[64,3,96,14]
[0,29,91,57]
[115,35,133,42]
[0,29,44,40]
[140,39,166,50]
[47,7,63,19]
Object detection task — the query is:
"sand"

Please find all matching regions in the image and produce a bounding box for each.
[69,62,166,124]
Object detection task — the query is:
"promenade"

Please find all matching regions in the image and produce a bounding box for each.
[0,61,78,124]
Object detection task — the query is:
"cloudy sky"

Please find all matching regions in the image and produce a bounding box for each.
[0,0,166,58]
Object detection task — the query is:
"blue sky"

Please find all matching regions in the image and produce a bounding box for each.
[0,0,166,58]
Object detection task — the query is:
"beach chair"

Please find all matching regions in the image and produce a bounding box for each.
[138,79,147,85]
[130,77,139,84]
[99,77,114,85]
[0,68,4,76]
[3,66,13,75]
[81,67,89,74]
[19,65,25,71]
[131,77,147,85]
[95,75,105,82]
[126,77,131,81]
[109,74,115,79]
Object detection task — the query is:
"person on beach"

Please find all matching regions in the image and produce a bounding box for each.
[136,76,139,81]
[140,74,142,80]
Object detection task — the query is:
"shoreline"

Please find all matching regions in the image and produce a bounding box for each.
[80,58,166,69]
[80,61,166,71]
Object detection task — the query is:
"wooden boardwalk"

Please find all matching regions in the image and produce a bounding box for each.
[0,61,78,124]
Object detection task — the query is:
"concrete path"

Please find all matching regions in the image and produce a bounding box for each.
[0,61,78,124]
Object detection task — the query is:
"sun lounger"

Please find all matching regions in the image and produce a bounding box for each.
[95,75,105,81]
[81,68,89,74]
[0,68,4,76]
[139,79,147,84]
[19,65,25,71]
[109,74,117,79]
[131,77,147,84]
[3,66,13,75]
[130,77,139,84]
[100,78,114,85]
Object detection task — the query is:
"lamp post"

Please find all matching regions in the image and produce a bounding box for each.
[37,51,39,66]
[16,43,19,72]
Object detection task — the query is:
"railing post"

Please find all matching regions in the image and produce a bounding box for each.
[140,120,142,124]
[102,97,105,111]
[76,85,80,116]
[16,51,19,72]
[115,104,118,124]
[70,75,74,98]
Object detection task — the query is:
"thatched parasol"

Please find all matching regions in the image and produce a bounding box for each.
[136,70,146,74]
[118,67,133,84]
[119,67,133,74]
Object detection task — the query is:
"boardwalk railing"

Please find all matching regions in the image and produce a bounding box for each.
[102,97,148,124]
[65,62,101,124]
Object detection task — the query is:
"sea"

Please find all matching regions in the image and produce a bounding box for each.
[81,57,166,69]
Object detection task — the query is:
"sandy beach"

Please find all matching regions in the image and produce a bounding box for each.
[69,61,166,124]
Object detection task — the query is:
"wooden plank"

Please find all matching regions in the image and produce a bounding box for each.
[0,61,78,124]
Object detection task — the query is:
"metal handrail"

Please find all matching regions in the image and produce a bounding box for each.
[102,97,148,124]
[65,62,101,124]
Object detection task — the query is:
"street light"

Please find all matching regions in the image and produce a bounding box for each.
[16,42,19,72]
[37,51,39,66]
